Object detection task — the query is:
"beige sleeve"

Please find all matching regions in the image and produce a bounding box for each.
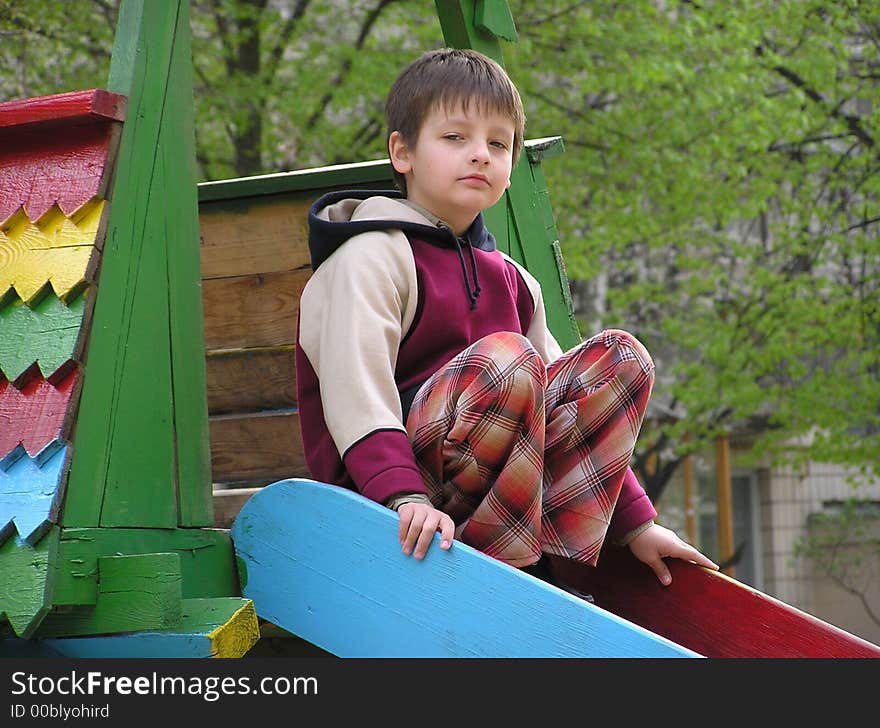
[298,229,419,456]
[501,254,565,365]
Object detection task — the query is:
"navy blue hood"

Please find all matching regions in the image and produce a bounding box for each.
[307,189,497,270]
[307,190,498,311]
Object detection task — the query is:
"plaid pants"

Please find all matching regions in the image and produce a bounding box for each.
[406,330,654,568]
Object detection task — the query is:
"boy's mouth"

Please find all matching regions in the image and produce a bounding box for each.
[460,174,490,186]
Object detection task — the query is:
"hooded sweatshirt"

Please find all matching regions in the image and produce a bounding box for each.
[295,190,656,542]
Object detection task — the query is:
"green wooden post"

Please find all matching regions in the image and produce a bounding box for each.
[64,0,212,529]
[435,0,581,350]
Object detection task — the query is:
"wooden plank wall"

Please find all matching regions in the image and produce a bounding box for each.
[199,191,316,525]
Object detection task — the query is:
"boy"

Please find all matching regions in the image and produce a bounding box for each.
[295,48,716,588]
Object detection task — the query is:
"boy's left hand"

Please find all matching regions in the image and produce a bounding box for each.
[627,523,719,586]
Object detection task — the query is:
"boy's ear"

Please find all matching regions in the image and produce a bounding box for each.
[388,131,412,175]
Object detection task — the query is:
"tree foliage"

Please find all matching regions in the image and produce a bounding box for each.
[504,0,879,497]
[2,0,877,501]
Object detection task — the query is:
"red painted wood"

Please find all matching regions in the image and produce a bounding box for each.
[0,89,126,131]
[0,368,79,459]
[549,547,880,658]
[0,123,115,224]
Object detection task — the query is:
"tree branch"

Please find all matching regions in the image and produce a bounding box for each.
[771,63,875,148]
[262,0,310,89]
[305,0,398,131]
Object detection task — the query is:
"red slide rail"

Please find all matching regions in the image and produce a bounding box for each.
[550,548,880,658]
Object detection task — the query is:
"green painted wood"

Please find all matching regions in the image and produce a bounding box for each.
[435,0,580,350]
[160,4,212,527]
[0,526,59,638]
[64,0,205,528]
[506,149,580,348]
[0,291,86,384]
[197,138,560,204]
[198,159,392,202]
[35,552,183,638]
[51,527,238,607]
[2,597,258,657]
[524,136,565,163]
[475,0,518,42]
[435,0,503,59]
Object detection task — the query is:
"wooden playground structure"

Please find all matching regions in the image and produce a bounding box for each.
[2,0,879,658]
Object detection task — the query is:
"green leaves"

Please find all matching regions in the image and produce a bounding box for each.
[502,0,880,484]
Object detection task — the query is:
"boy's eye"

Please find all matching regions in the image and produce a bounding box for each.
[491,140,509,150]
[443,133,463,141]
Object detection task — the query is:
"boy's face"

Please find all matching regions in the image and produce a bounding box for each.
[389,102,515,235]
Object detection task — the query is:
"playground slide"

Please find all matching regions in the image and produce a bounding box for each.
[230,479,699,658]
[231,479,880,658]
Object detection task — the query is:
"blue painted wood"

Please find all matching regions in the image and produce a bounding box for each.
[0,633,213,658]
[231,479,701,658]
[0,442,66,546]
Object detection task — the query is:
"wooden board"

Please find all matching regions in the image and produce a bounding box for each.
[231,478,699,658]
[0,292,86,386]
[206,346,296,414]
[212,487,261,529]
[548,545,880,658]
[0,525,59,638]
[53,526,239,607]
[157,1,213,528]
[209,410,306,483]
[199,195,311,280]
[202,268,309,350]
[0,369,79,460]
[0,443,67,546]
[0,200,104,304]
[35,552,185,638]
[1,598,258,658]
[0,89,126,131]
[65,0,208,530]
[0,123,118,225]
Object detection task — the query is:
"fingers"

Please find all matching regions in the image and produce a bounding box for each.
[398,505,413,546]
[668,540,719,571]
[651,541,718,586]
[688,548,719,571]
[438,516,455,550]
[398,505,455,560]
[648,559,673,586]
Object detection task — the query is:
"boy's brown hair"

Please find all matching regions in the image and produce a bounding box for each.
[385,48,526,194]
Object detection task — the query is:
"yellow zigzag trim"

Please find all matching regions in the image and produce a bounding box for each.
[0,199,104,305]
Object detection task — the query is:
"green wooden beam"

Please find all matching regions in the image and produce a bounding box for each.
[51,527,239,607]
[435,0,505,59]
[35,553,183,638]
[63,0,211,528]
[196,137,564,203]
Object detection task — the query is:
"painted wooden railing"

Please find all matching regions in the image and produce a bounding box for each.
[231,479,700,658]
[228,479,880,658]
[549,544,880,658]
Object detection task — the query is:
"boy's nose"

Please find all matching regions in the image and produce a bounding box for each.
[470,141,491,164]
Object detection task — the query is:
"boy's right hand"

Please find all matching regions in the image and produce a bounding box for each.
[398,503,455,560]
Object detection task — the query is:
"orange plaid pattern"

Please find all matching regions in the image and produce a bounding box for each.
[406,330,654,567]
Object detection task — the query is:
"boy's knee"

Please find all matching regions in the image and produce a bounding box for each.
[599,329,654,374]
[466,332,546,390]
[474,331,541,367]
